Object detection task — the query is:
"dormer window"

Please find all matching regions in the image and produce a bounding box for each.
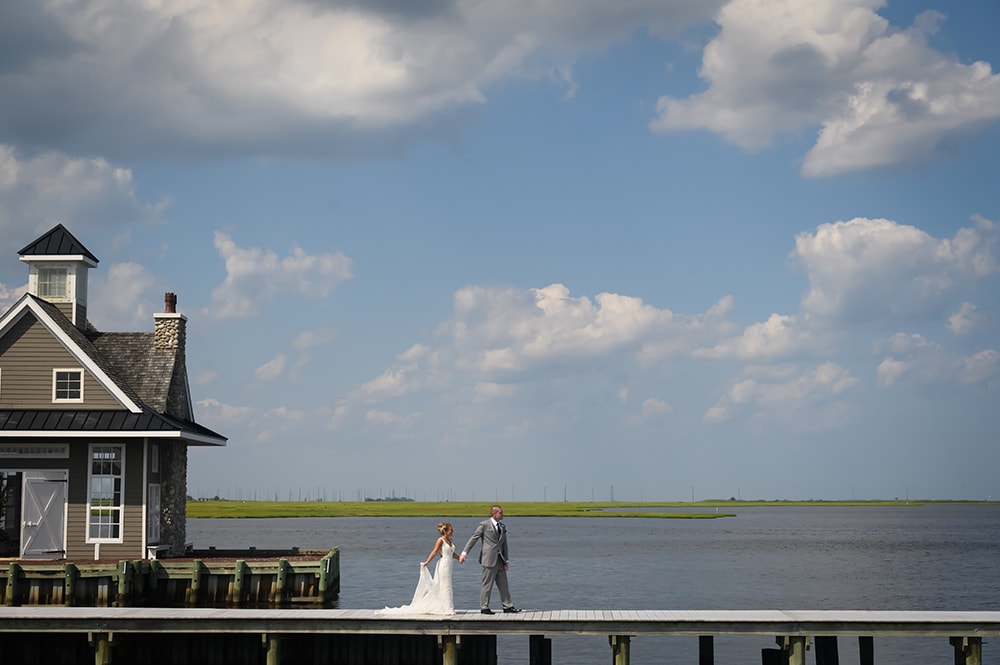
[38,266,69,299]
[53,369,83,402]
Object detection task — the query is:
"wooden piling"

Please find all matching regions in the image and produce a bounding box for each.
[529,634,551,665]
[858,636,874,665]
[6,562,19,605]
[610,634,631,665]
[951,636,982,665]
[699,635,714,665]
[815,635,839,665]
[188,559,203,606]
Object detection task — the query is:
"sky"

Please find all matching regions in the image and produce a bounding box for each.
[1,0,998,503]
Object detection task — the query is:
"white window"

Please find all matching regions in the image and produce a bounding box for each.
[53,369,83,402]
[37,267,69,299]
[87,445,124,542]
[147,484,161,544]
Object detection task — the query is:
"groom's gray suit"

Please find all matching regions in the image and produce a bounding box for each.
[462,516,514,611]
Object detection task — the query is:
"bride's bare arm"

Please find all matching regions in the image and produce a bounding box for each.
[423,537,444,566]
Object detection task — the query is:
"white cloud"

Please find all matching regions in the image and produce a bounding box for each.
[791,216,998,324]
[651,0,1000,176]
[255,354,287,382]
[269,406,305,421]
[0,144,168,259]
[195,397,257,424]
[88,262,157,330]
[876,332,999,387]
[453,283,736,375]
[350,344,440,403]
[695,313,813,361]
[206,231,353,320]
[0,1,721,159]
[0,282,27,312]
[705,362,859,422]
[329,405,351,429]
[948,302,982,336]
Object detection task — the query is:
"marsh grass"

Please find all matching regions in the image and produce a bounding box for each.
[184,499,980,519]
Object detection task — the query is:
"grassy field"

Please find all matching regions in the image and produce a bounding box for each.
[185,499,992,520]
[186,500,733,519]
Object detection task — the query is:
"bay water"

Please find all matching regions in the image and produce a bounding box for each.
[188,504,1000,665]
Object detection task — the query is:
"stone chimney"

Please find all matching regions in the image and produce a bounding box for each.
[154,292,187,352]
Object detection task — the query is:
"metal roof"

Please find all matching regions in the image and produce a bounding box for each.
[17,223,100,263]
[0,409,226,445]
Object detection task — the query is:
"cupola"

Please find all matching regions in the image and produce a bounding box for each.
[18,224,99,331]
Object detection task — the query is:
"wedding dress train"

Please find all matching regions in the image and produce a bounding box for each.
[380,540,455,615]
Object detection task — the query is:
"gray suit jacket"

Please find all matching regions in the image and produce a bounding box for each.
[463,519,508,568]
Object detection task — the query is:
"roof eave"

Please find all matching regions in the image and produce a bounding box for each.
[0,430,227,446]
[19,255,99,268]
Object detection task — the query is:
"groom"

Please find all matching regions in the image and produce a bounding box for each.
[459,504,520,614]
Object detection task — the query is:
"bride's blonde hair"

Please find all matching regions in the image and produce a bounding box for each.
[437,522,452,535]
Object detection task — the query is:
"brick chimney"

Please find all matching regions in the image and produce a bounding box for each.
[154,292,187,352]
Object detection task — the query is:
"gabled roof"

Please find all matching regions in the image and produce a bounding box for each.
[90,331,191,417]
[0,294,225,446]
[0,294,141,411]
[18,223,99,264]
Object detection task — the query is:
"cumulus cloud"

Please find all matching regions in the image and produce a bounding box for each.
[452,283,736,375]
[194,397,308,443]
[453,283,670,373]
[255,354,287,382]
[791,216,998,325]
[948,302,983,336]
[876,332,999,387]
[641,398,672,417]
[0,0,720,160]
[705,362,859,422]
[0,144,168,260]
[695,313,814,361]
[0,282,27,312]
[347,345,442,405]
[88,262,158,330]
[337,210,997,435]
[651,0,1000,176]
[206,231,353,320]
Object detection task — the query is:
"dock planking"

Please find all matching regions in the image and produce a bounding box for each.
[1,607,999,664]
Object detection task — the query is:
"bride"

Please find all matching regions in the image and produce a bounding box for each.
[381,522,459,615]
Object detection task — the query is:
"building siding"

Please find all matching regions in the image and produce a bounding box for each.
[0,314,121,409]
[64,439,147,560]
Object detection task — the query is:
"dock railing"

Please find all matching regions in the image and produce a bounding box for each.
[1,607,998,665]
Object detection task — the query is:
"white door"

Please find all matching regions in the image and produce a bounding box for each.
[21,470,67,559]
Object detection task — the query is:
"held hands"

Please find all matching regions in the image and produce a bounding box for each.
[458,554,466,564]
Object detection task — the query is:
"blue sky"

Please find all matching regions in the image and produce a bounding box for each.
[1,0,998,502]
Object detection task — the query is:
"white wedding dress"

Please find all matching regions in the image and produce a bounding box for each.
[380,540,455,615]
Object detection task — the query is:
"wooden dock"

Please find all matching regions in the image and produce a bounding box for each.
[2,607,998,665]
[1,548,339,608]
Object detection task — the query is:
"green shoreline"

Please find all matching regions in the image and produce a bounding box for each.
[186,499,996,520]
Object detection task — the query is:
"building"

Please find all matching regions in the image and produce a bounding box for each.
[0,224,226,560]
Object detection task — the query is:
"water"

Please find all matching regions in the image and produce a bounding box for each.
[188,504,1000,664]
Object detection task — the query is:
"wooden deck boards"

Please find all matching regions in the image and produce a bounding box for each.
[3,607,1000,638]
